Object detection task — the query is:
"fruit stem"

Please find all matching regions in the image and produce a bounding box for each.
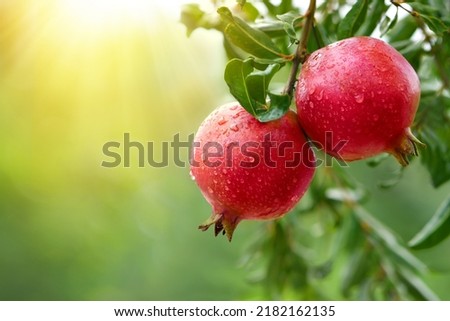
[283,0,316,97]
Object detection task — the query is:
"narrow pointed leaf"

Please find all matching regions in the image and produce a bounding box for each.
[416,96,450,187]
[218,7,287,60]
[354,207,427,274]
[358,0,389,36]
[396,267,440,300]
[409,196,450,250]
[380,8,398,37]
[388,16,418,42]
[341,247,374,297]
[408,2,450,35]
[421,15,450,36]
[337,0,369,40]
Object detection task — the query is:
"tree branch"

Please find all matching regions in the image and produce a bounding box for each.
[283,0,316,97]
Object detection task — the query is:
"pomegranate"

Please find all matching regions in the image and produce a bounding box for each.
[190,103,315,241]
[295,36,422,165]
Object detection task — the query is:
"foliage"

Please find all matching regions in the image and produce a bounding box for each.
[182,0,450,300]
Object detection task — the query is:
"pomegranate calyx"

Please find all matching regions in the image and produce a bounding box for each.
[389,128,425,166]
[198,212,241,242]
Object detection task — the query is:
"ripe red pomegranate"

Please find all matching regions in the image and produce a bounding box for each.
[295,36,422,165]
[190,103,315,241]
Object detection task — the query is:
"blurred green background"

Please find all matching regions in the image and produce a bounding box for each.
[0,0,449,300]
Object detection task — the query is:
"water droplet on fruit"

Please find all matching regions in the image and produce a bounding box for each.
[207,187,214,194]
[189,170,195,181]
[373,114,379,121]
[222,168,227,174]
[229,123,239,132]
[308,84,316,95]
[309,53,321,67]
[224,186,230,191]
[232,111,245,119]
[354,93,364,103]
[316,90,324,101]
[309,101,314,108]
[218,117,227,125]
[239,178,244,184]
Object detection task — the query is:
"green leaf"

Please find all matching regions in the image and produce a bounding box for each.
[224,58,257,115]
[409,196,450,250]
[246,63,281,103]
[396,266,440,300]
[354,207,427,274]
[407,2,450,35]
[388,16,418,42]
[224,59,288,122]
[379,257,411,300]
[256,93,291,122]
[419,126,450,187]
[379,15,391,36]
[416,96,450,187]
[223,37,244,60]
[276,11,302,41]
[341,246,374,297]
[253,21,289,37]
[337,0,369,40]
[398,41,423,70]
[311,23,328,48]
[240,2,260,22]
[357,0,389,36]
[180,4,206,36]
[261,0,295,17]
[407,2,441,16]
[218,7,287,60]
[380,8,398,37]
[421,15,450,36]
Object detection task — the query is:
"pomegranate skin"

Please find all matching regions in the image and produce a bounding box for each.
[191,103,315,241]
[295,36,421,165]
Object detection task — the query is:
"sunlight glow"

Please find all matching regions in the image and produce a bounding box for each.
[58,0,159,32]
